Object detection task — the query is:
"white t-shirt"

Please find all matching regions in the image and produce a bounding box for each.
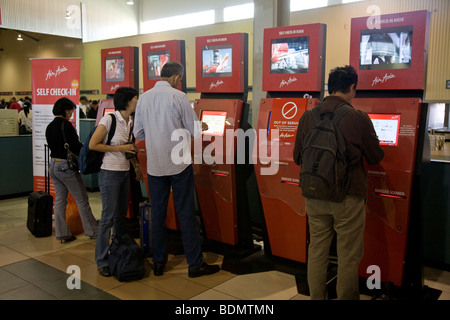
[98,111,133,171]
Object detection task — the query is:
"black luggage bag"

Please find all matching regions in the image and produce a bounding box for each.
[27,145,53,237]
[139,200,152,257]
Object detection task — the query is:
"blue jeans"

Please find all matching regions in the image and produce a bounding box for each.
[49,158,98,240]
[95,169,130,268]
[147,165,203,269]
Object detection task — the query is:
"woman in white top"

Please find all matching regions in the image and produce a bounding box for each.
[18,101,32,134]
[89,86,143,277]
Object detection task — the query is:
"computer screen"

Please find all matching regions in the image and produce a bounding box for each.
[201,111,227,136]
[270,36,309,74]
[368,113,401,146]
[103,108,115,116]
[202,45,233,78]
[105,56,125,82]
[360,26,413,71]
[147,51,170,80]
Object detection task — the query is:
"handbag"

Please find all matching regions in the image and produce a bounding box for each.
[61,122,79,171]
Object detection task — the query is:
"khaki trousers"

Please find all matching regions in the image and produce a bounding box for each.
[306,196,366,300]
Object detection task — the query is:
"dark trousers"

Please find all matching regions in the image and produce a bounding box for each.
[147,165,203,269]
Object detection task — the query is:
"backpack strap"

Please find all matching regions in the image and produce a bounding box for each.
[106,113,116,145]
[332,104,353,124]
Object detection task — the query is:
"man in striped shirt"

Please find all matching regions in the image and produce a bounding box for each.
[134,61,220,278]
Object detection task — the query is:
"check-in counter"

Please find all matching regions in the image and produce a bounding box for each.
[421,140,450,266]
[0,135,33,197]
[79,119,99,191]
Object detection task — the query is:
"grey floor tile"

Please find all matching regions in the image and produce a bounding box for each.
[2,259,66,284]
[0,283,57,300]
[0,268,29,294]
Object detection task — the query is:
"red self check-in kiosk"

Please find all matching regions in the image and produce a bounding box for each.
[254,24,326,264]
[193,33,260,255]
[349,10,431,297]
[140,40,188,231]
[101,46,139,96]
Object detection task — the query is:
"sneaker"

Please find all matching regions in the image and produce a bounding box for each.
[154,263,165,276]
[188,262,220,278]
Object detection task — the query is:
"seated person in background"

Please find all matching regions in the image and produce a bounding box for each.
[18,101,33,134]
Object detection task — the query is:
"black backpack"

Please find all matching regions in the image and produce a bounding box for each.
[108,234,146,282]
[299,104,352,202]
[79,113,116,175]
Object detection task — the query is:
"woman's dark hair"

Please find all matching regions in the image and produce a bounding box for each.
[160,61,184,78]
[113,87,138,111]
[23,101,31,117]
[52,97,76,116]
[327,65,358,94]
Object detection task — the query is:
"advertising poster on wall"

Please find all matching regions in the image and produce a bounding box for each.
[31,58,81,191]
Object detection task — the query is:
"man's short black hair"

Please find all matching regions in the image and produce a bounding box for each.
[52,97,76,116]
[113,86,138,111]
[160,61,184,78]
[327,65,358,94]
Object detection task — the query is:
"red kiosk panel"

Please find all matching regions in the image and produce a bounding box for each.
[353,97,422,286]
[101,46,138,95]
[142,40,186,92]
[350,10,430,91]
[255,98,319,262]
[195,33,247,93]
[262,24,326,92]
[193,99,244,245]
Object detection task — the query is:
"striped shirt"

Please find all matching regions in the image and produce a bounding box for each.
[134,81,201,176]
[99,110,133,171]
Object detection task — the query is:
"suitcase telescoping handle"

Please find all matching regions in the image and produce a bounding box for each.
[44,144,50,194]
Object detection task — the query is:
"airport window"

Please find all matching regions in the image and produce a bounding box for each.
[224,3,254,22]
[141,10,215,34]
[290,0,327,12]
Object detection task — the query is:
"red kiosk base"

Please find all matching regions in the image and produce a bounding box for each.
[255,98,319,263]
[193,98,260,258]
[353,97,429,298]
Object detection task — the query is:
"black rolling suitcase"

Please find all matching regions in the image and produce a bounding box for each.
[27,145,53,237]
[139,200,152,257]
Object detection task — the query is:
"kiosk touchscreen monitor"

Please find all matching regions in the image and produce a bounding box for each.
[270,36,309,74]
[195,33,247,93]
[103,108,115,116]
[142,40,186,92]
[105,56,125,82]
[202,45,232,78]
[360,26,412,71]
[147,51,170,80]
[262,24,325,92]
[368,114,401,146]
[350,10,430,90]
[201,111,227,136]
[101,46,138,95]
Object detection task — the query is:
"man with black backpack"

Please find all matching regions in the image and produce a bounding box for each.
[293,65,384,300]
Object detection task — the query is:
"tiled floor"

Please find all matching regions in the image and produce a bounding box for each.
[0,192,449,301]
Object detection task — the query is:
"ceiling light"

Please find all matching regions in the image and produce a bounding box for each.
[127,0,134,5]
[17,34,23,41]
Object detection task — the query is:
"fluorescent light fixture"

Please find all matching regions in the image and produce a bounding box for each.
[342,0,363,3]
[290,0,327,12]
[224,3,254,22]
[17,34,23,41]
[127,0,134,5]
[141,10,215,34]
